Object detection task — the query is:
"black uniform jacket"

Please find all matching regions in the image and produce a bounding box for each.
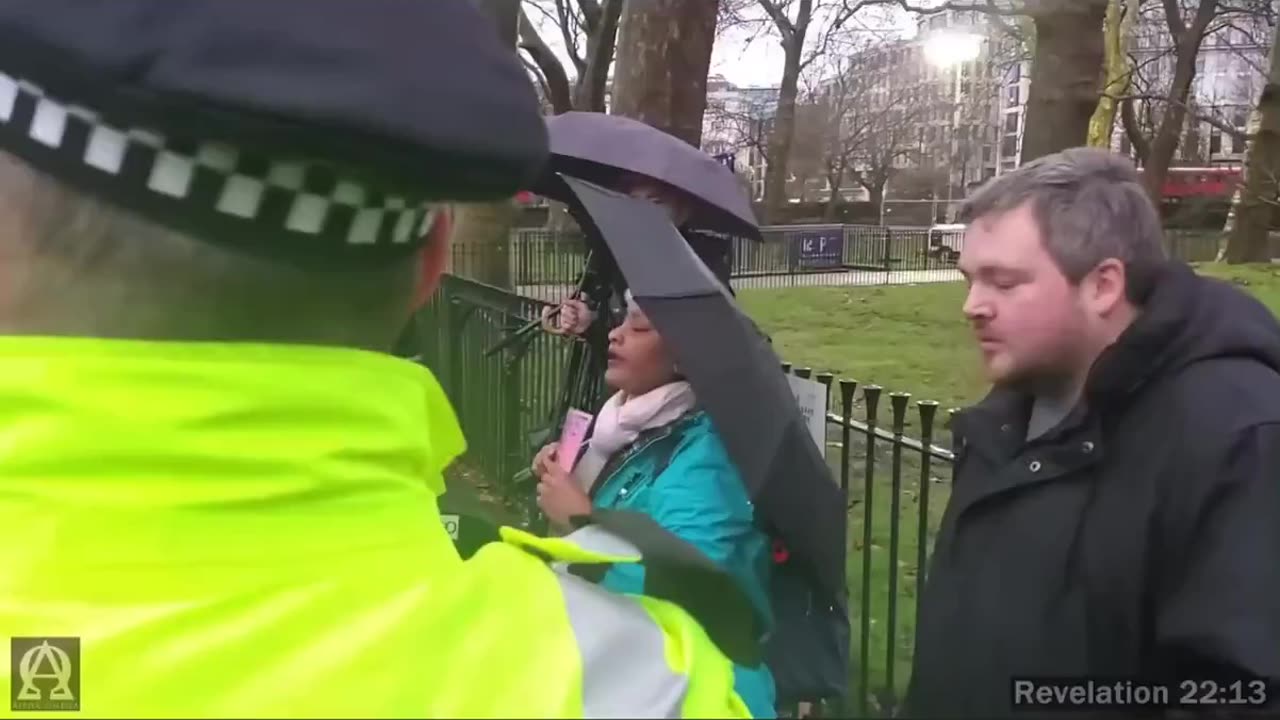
[905,263,1280,718]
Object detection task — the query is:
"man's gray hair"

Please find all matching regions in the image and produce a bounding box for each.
[0,150,421,349]
[959,147,1167,302]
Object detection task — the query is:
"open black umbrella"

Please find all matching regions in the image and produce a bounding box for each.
[534,111,762,242]
[488,113,753,357]
[557,174,846,600]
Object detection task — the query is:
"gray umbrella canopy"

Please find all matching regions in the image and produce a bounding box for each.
[558,174,845,600]
[535,112,762,241]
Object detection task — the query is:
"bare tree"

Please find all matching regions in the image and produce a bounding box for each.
[702,96,774,159]
[798,50,931,219]
[1124,0,1222,200]
[518,0,624,113]
[720,0,894,221]
[1117,0,1277,203]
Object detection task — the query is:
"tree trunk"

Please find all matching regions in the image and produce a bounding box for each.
[458,0,521,288]
[610,0,719,146]
[823,173,842,221]
[573,0,624,112]
[1225,17,1280,264]
[868,180,886,223]
[762,43,803,223]
[1221,106,1262,241]
[1140,0,1217,203]
[1087,0,1136,148]
[1021,0,1109,162]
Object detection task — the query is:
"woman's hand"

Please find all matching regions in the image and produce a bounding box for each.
[540,297,595,336]
[533,444,592,531]
[532,442,559,479]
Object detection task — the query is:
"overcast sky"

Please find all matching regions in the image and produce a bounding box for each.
[526,3,920,89]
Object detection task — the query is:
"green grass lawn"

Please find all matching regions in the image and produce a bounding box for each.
[739,262,1280,708]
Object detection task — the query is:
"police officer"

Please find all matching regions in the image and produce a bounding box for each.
[0,2,751,717]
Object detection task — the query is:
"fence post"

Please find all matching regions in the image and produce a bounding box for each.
[881,227,893,272]
[838,380,859,496]
[915,401,940,636]
[500,344,530,498]
[885,392,911,715]
[444,296,476,416]
[858,385,882,718]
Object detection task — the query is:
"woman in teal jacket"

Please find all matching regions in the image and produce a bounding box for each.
[533,292,777,718]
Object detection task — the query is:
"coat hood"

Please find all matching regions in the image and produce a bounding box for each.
[1087,263,1280,403]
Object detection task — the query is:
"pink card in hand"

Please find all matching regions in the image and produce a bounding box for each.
[557,408,594,472]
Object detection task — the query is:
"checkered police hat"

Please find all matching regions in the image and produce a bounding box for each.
[0,0,550,267]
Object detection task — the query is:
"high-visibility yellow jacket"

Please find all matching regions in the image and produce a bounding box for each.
[0,337,750,718]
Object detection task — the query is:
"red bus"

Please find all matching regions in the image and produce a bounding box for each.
[1141,166,1243,200]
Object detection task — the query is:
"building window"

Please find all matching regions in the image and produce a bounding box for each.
[1004,112,1018,134]
[1209,131,1222,155]
[1007,84,1020,106]
[1002,135,1018,159]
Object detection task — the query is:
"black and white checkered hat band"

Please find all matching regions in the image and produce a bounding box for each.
[0,70,439,257]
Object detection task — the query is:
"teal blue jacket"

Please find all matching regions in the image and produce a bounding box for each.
[590,411,777,718]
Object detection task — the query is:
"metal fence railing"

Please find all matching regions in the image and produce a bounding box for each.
[445,225,1226,302]
[408,272,963,717]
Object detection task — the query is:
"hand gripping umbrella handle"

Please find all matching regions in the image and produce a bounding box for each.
[482,251,596,357]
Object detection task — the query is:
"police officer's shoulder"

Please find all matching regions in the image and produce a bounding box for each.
[0,0,548,265]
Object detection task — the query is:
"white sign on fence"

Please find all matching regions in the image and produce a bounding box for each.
[786,374,828,459]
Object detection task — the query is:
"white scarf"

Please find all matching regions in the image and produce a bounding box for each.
[572,380,696,492]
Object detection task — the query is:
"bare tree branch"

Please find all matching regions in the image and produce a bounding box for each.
[520,53,554,106]
[574,0,621,111]
[1121,95,1154,161]
[757,0,798,39]
[1111,91,1252,139]
[552,0,586,71]
[853,0,1027,18]
[1163,0,1189,40]
[576,0,602,29]
[518,7,574,113]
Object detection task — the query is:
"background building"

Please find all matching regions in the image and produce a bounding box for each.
[702,74,780,201]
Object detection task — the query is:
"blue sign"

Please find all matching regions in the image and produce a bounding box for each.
[796,230,844,269]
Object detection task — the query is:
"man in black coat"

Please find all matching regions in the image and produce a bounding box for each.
[905,147,1280,718]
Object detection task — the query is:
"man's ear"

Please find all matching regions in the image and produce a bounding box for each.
[1085,258,1128,317]
[414,206,454,309]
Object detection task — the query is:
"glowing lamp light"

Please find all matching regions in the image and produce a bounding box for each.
[922,30,983,68]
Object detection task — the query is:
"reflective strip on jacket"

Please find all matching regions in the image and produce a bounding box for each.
[0,337,750,718]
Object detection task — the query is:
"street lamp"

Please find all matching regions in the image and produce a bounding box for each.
[923,30,982,222]
[923,30,983,69]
